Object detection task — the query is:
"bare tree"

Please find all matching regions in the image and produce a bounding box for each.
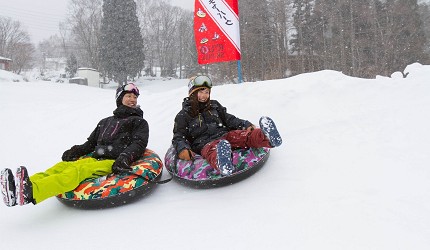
[10,42,36,74]
[270,0,294,78]
[292,0,428,78]
[176,9,199,78]
[419,2,430,55]
[38,35,67,59]
[67,0,103,70]
[240,0,278,81]
[0,16,34,73]
[136,0,183,77]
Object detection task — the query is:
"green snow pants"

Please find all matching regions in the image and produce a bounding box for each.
[29,158,114,204]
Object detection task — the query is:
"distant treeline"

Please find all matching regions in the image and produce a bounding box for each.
[1,0,429,82]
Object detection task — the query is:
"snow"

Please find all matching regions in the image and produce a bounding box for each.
[0,69,24,82]
[1,64,430,249]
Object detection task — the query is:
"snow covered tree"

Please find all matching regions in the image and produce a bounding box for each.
[65,53,78,77]
[100,0,145,84]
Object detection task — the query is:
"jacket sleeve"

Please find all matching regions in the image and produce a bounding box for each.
[172,111,191,155]
[215,101,252,130]
[120,118,149,163]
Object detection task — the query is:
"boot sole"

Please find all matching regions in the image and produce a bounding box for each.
[216,140,234,176]
[259,116,282,147]
[16,166,31,206]
[1,169,16,207]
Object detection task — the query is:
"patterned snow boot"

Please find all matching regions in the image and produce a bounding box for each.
[1,168,17,207]
[216,140,235,176]
[259,116,282,147]
[16,166,34,206]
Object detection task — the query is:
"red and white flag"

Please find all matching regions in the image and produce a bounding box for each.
[194,0,241,64]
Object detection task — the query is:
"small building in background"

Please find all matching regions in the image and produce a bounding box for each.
[76,68,100,87]
[0,56,12,71]
[45,57,67,71]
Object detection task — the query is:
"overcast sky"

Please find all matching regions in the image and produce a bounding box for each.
[0,0,194,44]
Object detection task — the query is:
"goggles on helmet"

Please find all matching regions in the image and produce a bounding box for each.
[188,75,212,90]
[116,83,140,100]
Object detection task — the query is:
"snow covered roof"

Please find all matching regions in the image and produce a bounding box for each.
[78,67,98,72]
[0,56,12,61]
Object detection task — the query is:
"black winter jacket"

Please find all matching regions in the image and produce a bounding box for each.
[70,105,149,163]
[172,98,251,155]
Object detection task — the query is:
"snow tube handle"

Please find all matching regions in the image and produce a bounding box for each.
[111,167,172,184]
[153,168,173,184]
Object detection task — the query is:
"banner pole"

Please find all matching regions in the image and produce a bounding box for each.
[237,60,243,83]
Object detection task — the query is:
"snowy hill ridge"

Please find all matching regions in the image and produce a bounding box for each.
[0,63,429,250]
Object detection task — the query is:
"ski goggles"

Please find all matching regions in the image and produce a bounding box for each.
[189,75,213,89]
[116,83,140,100]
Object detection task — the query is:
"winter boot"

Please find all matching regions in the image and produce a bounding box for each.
[16,166,34,206]
[1,168,17,207]
[216,140,235,176]
[259,116,282,147]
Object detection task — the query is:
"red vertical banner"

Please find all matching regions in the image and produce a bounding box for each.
[194,0,241,64]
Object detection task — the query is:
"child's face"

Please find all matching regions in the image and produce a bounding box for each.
[122,93,138,108]
[197,88,210,102]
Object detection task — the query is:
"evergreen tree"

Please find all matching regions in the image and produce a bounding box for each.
[99,0,145,84]
[65,53,78,78]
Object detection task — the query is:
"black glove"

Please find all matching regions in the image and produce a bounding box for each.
[112,153,132,174]
[62,145,83,161]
